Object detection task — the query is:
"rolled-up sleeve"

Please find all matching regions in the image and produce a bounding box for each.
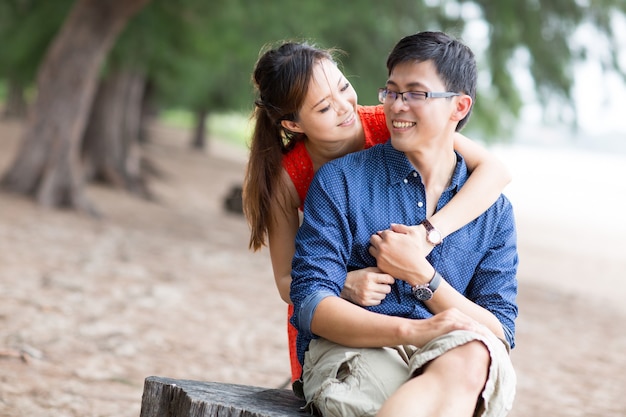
[296,290,336,339]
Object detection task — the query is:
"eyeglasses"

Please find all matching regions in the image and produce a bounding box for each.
[378,88,460,105]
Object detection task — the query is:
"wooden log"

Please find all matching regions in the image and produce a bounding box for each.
[139,376,307,417]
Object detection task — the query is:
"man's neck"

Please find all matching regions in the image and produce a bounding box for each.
[408,148,457,217]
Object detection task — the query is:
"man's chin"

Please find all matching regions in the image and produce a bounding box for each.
[390,136,415,152]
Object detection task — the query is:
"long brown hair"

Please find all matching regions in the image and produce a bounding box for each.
[243,42,336,251]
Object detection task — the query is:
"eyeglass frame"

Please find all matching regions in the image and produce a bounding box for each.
[378,88,460,105]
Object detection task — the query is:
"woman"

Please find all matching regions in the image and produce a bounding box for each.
[242,41,511,386]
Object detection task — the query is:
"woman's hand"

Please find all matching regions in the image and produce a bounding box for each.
[340,267,395,306]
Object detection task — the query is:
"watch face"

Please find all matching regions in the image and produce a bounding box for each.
[428,230,442,245]
[412,286,433,301]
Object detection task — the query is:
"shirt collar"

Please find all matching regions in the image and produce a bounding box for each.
[382,140,468,191]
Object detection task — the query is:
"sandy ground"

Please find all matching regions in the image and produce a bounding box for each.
[0,119,625,417]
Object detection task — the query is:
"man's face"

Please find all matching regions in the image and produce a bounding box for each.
[382,60,458,153]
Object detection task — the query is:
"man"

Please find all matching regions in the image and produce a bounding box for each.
[290,31,518,417]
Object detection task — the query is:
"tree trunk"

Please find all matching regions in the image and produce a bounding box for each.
[2,77,28,120]
[138,79,157,144]
[140,377,305,417]
[0,0,151,212]
[190,107,209,150]
[82,69,151,198]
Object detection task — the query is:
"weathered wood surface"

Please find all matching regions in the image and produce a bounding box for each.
[139,376,307,417]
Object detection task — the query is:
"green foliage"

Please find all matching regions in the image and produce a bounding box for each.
[0,0,73,83]
[471,0,626,136]
[108,0,261,113]
[1,0,624,141]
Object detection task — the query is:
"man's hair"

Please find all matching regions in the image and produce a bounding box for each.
[386,31,477,131]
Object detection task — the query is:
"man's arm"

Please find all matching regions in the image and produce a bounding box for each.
[369,223,505,340]
[369,201,518,347]
[310,295,490,348]
[291,161,493,349]
[290,162,354,339]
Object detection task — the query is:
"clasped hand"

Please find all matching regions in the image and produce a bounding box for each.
[368,223,434,284]
[342,223,435,306]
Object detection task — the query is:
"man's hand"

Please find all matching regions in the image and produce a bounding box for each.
[369,223,434,284]
[341,267,395,306]
[410,308,494,346]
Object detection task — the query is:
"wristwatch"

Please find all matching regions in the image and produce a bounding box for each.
[421,219,442,246]
[411,270,443,301]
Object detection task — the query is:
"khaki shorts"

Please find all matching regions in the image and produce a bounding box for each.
[301,330,516,417]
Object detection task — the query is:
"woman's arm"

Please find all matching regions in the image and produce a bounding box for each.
[429,132,512,238]
[267,171,301,305]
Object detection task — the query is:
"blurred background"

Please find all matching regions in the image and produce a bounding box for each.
[1,1,625,416]
[1,0,625,200]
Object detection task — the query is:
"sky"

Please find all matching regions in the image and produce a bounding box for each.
[576,13,626,136]
[520,16,626,154]
[553,14,625,137]
[572,56,625,136]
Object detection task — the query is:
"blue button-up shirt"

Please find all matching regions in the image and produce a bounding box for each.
[290,140,518,366]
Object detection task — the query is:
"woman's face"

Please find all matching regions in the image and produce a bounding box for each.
[282,59,360,145]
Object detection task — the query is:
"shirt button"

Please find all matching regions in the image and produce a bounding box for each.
[403,178,408,184]
[413,172,418,177]
[417,202,424,207]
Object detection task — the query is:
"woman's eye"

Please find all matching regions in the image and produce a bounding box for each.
[319,105,331,113]
[340,82,350,92]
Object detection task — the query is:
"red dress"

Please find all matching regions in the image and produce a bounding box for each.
[281,105,389,384]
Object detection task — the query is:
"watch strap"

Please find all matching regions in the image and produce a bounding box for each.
[411,270,442,301]
[421,219,442,245]
[421,219,435,232]
[428,270,442,293]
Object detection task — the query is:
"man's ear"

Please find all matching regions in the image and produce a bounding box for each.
[281,119,304,134]
[451,95,472,122]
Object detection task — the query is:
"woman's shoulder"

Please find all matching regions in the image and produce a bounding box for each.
[282,141,314,209]
[358,105,389,147]
[282,140,310,167]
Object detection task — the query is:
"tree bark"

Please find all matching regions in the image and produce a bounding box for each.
[83,69,151,198]
[138,79,157,144]
[190,108,209,150]
[0,0,151,212]
[140,377,305,417]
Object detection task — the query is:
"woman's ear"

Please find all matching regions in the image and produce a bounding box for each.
[451,95,472,122]
[281,119,304,134]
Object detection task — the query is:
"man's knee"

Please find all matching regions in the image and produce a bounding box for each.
[429,340,490,392]
[460,340,491,390]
